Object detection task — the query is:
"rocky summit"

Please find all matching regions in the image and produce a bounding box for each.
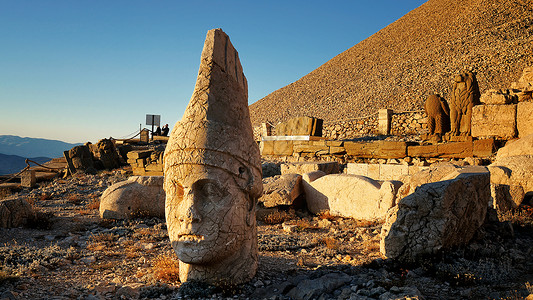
[249,0,533,126]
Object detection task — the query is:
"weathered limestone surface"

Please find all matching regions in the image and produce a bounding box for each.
[344,141,406,159]
[495,133,533,159]
[303,174,400,220]
[396,162,460,200]
[275,116,323,137]
[281,161,339,176]
[97,138,120,170]
[99,176,165,219]
[480,90,513,105]
[21,169,36,188]
[489,156,533,212]
[380,170,490,262]
[471,104,517,139]
[0,197,34,228]
[259,174,303,208]
[517,102,533,138]
[511,67,533,90]
[163,29,261,285]
[68,145,95,174]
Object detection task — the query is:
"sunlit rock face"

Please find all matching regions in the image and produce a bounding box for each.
[163,28,262,286]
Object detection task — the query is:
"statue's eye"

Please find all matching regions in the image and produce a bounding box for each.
[201,181,222,198]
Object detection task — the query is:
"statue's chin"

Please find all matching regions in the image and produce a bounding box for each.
[175,240,234,265]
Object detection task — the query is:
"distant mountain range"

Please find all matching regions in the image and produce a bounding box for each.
[0,135,80,158]
[0,153,51,175]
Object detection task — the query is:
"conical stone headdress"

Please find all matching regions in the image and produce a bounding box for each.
[164,28,262,198]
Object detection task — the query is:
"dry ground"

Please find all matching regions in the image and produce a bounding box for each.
[1,169,533,299]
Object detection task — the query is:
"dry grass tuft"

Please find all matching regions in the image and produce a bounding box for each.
[87,233,117,251]
[362,239,380,252]
[499,205,533,227]
[317,211,335,221]
[40,193,52,201]
[151,254,180,283]
[296,219,319,231]
[123,240,143,259]
[262,210,290,225]
[67,194,82,204]
[321,237,340,250]
[86,197,100,210]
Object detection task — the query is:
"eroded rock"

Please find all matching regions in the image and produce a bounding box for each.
[380,169,490,262]
[99,176,165,219]
[0,197,34,228]
[259,174,302,208]
[303,173,400,220]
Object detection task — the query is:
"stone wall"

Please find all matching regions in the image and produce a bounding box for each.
[255,110,427,142]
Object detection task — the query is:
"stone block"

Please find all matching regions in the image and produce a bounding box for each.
[407,145,439,158]
[326,141,344,147]
[275,116,323,136]
[292,143,328,154]
[471,104,517,139]
[345,163,368,177]
[281,161,339,175]
[379,164,409,181]
[480,91,511,105]
[378,109,392,135]
[368,164,380,179]
[344,141,406,159]
[21,170,36,188]
[259,174,303,208]
[303,174,399,220]
[145,163,163,172]
[0,197,34,228]
[517,102,533,138]
[437,142,473,158]
[273,140,294,156]
[381,170,490,262]
[329,146,346,154]
[127,150,152,160]
[260,141,275,156]
[473,138,495,157]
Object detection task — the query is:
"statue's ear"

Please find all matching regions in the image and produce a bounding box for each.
[246,194,256,226]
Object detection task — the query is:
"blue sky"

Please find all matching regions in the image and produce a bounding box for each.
[0,0,426,143]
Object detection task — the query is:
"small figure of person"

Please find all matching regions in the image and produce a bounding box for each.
[153,126,161,137]
[161,124,169,136]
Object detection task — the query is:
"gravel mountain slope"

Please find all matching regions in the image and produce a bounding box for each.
[249,0,533,126]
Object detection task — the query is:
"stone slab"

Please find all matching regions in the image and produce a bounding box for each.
[344,141,406,159]
[473,138,495,157]
[437,142,473,158]
[517,102,533,138]
[281,161,339,175]
[471,104,517,139]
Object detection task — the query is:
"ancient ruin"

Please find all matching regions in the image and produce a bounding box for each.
[163,28,262,285]
[449,71,480,136]
[424,93,449,136]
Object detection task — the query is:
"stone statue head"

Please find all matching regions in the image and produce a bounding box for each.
[163,28,262,285]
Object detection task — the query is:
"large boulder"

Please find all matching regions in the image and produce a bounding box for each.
[99,176,165,219]
[495,133,533,159]
[488,155,533,212]
[380,169,490,262]
[0,197,34,228]
[303,173,400,220]
[259,174,302,208]
[396,162,460,199]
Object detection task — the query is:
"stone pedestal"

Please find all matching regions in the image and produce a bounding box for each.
[21,170,36,188]
[378,109,392,135]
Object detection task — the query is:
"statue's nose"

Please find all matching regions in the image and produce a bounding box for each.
[178,189,202,223]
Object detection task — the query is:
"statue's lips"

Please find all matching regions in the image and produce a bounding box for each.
[178,234,205,243]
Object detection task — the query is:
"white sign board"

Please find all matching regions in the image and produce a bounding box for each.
[146,114,161,126]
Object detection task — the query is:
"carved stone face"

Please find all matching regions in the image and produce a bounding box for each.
[165,164,251,265]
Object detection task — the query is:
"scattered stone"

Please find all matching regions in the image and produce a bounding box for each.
[0,197,34,228]
[286,272,351,300]
[259,174,303,208]
[303,173,400,220]
[99,176,165,219]
[281,161,340,175]
[381,169,490,261]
